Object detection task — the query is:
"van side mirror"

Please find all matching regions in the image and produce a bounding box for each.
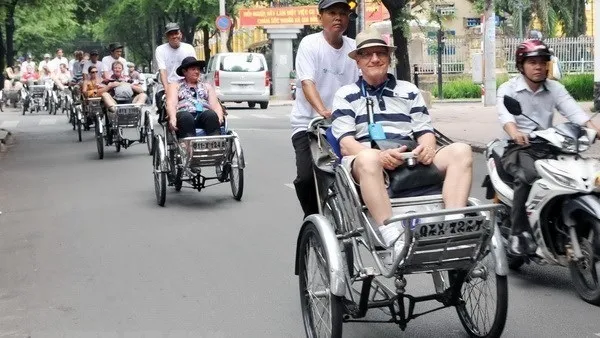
[503,95,522,116]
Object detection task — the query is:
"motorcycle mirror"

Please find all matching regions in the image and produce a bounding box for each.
[503,95,522,116]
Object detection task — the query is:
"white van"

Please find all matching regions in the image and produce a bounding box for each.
[204,52,270,109]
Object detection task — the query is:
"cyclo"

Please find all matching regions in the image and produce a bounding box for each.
[94,87,154,159]
[152,100,245,206]
[21,81,46,115]
[295,117,509,337]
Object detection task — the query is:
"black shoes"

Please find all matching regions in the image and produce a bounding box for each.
[508,232,537,256]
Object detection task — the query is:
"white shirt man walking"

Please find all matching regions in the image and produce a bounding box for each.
[289,0,360,217]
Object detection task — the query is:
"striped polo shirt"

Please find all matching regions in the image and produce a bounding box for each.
[331,74,433,147]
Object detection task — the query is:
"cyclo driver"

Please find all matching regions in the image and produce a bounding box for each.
[497,39,600,256]
[330,29,474,265]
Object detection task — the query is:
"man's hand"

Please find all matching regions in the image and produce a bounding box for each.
[168,115,178,131]
[510,131,529,145]
[378,146,408,170]
[413,144,436,165]
[319,109,332,119]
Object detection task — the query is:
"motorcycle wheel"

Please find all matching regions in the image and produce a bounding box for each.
[569,213,600,305]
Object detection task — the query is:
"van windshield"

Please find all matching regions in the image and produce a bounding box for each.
[220,54,265,72]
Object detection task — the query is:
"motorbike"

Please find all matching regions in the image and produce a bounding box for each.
[482,95,600,305]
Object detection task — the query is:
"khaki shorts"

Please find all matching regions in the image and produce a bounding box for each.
[341,145,446,187]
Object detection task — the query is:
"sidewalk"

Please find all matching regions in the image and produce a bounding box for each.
[428,101,600,157]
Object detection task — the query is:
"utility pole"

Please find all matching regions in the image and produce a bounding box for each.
[483,0,496,106]
[357,0,365,33]
[594,0,600,111]
[518,2,523,39]
[437,28,444,100]
[219,0,228,53]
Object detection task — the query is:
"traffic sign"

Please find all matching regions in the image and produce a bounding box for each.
[216,15,232,31]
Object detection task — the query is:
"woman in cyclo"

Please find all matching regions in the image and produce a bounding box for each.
[3,65,23,106]
[82,65,110,124]
[20,65,40,86]
[165,56,224,140]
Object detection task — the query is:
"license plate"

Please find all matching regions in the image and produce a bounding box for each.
[193,140,227,150]
[416,217,485,238]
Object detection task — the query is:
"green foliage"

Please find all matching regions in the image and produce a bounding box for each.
[13,0,79,58]
[561,73,593,101]
[432,77,481,99]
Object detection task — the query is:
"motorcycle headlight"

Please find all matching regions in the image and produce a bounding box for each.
[552,172,578,188]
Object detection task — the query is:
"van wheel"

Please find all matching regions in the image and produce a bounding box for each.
[248,102,256,109]
[260,102,268,109]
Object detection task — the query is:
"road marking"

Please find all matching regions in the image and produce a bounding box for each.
[0,120,19,129]
[226,114,240,119]
[284,183,295,190]
[251,114,275,119]
[39,118,57,125]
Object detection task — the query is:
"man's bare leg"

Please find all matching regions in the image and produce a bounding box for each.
[432,143,473,208]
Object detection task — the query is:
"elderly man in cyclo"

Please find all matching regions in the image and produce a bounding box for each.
[330,28,474,265]
[165,56,224,159]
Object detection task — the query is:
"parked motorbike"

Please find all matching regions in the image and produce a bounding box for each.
[482,95,600,305]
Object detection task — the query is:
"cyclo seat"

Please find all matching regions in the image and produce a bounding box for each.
[325,127,443,198]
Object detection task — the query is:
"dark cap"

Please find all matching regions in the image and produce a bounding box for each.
[108,43,124,52]
[318,0,350,10]
[90,50,99,56]
[165,22,180,34]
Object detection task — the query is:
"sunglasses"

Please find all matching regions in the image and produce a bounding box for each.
[90,71,98,74]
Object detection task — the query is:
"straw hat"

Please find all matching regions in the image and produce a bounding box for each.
[348,28,396,60]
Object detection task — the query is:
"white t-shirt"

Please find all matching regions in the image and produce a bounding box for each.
[154,42,196,85]
[20,61,36,73]
[82,60,104,77]
[101,56,128,78]
[49,57,69,74]
[290,32,360,136]
[38,60,51,72]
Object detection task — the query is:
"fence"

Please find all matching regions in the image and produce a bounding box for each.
[413,36,594,75]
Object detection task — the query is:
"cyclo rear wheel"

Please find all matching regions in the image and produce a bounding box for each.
[298,222,343,338]
[453,245,508,338]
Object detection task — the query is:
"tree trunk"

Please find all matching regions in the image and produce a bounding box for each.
[381,1,411,81]
[202,26,211,61]
[226,17,237,52]
[6,0,18,68]
[0,25,5,90]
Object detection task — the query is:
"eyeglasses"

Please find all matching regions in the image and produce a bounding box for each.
[357,51,390,60]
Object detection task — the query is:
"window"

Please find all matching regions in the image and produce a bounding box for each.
[465,18,481,27]
[219,54,265,72]
[434,3,456,16]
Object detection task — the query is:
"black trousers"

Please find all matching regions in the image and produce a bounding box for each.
[292,131,319,218]
[176,109,220,138]
[501,144,549,235]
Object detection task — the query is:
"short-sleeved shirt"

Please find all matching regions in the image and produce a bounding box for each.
[101,56,128,78]
[83,60,104,77]
[155,42,197,84]
[176,79,210,115]
[71,60,85,81]
[49,57,69,73]
[290,32,360,136]
[496,75,590,140]
[331,74,433,147]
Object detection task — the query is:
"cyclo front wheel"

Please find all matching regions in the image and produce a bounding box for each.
[298,222,343,338]
[153,136,167,206]
[229,139,244,201]
[95,115,104,159]
[453,245,508,338]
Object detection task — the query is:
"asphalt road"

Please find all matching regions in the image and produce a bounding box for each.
[0,104,599,338]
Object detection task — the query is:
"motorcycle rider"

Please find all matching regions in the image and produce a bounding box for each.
[497,39,600,256]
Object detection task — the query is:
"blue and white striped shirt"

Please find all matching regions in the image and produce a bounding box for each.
[331,74,433,147]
